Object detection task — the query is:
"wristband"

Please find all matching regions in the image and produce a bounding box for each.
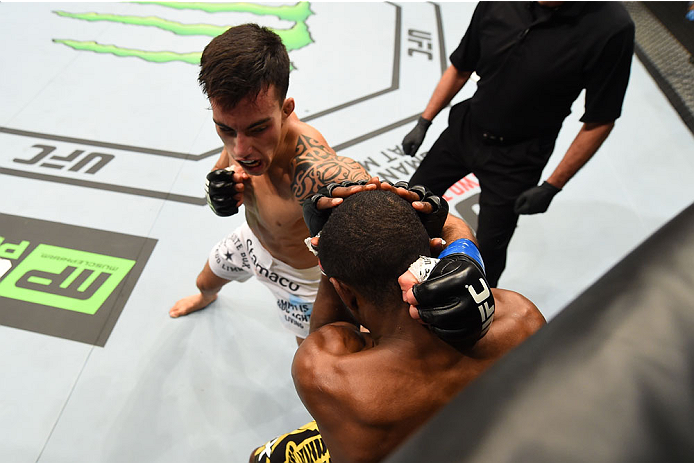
[407,256,440,283]
[304,233,320,257]
[437,239,485,273]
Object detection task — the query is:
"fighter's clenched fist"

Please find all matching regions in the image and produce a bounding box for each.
[205,167,245,216]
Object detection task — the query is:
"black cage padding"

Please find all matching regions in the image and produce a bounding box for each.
[386,202,694,463]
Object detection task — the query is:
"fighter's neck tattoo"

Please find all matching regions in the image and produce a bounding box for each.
[292,134,366,202]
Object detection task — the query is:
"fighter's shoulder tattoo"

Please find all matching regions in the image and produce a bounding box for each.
[292,134,369,202]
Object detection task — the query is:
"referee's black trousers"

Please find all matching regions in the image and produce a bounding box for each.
[409,100,556,288]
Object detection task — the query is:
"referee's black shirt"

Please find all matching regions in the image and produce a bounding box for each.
[451,1,634,140]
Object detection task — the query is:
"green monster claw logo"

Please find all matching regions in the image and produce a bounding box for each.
[52,1,315,65]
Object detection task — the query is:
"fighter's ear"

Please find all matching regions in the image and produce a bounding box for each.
[282,97,295,119]
[329,277,359,314]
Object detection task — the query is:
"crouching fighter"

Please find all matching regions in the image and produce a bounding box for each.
[250,189,545,463]
[169,24,369,344]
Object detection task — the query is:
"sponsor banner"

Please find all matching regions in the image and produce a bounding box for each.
[0,213,156,346]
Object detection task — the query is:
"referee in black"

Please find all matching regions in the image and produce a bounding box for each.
[403,1,634,288]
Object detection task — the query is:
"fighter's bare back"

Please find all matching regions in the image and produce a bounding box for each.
[292,288,545,463]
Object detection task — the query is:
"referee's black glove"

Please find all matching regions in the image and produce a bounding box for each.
[402,117,432,157]
[514,181,561,215]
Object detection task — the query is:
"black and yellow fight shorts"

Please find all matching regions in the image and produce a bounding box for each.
[251,420,331,463]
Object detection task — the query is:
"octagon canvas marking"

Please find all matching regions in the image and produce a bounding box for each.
[0,213,157,346]
[0,3,460,206]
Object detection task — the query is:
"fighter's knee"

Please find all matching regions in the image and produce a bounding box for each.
[195,273,211,292]
[195,270,225,294]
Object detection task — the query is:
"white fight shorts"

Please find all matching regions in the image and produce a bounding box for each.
[208,223,320,338]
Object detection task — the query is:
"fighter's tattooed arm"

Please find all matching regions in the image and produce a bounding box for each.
[292,134,369,202]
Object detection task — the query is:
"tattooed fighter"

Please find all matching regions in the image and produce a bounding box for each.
[169,24,369,341]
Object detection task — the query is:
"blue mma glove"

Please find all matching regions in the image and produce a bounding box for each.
[412,239,495,349]
[205,167,240,217]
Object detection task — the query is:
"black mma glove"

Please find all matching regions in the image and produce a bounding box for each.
[412,239,495,350]
[302,180,368,236]
[402,116,432,157]
[392,181,449,238]
[205,168,240,217]
[514,181,561,215]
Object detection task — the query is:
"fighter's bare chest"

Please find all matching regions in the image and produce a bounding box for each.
[243,179,302,228]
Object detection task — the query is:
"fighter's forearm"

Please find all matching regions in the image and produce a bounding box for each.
[546,121,614,189]
[440,213,478,247]
[309,275,357,333]
[421,65,472,122]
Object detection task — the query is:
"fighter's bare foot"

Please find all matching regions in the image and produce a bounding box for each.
[169,293,218,318]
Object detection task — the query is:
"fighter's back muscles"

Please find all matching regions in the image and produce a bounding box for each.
[291,322,378,462]
[292,323,463,463]
[478,288,546,356]
[291,322,372,433]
